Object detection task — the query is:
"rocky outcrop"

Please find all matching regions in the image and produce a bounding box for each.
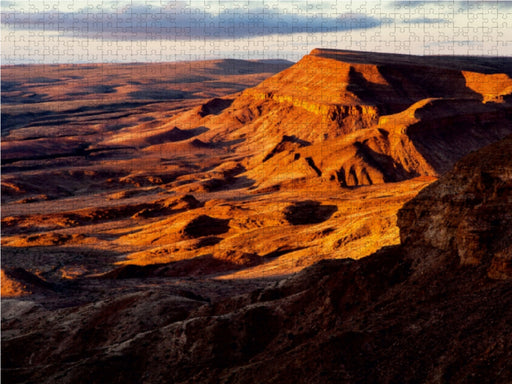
[462,71,512,103]
[185,49,512,189]
[398,135,512,279]
[1,268,54,297]
[4,136,512,384]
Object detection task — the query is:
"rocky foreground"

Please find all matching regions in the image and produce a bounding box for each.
[3,136,511,383]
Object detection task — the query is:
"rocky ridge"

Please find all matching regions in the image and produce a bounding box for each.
[3,136,511,384]
[398,135,512,279]
[165,49,512,190]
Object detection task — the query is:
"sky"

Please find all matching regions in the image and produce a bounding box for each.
[1,0,512,64]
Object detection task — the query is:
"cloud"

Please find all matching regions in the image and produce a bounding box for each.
[390,1,430,7]
[390,0,512,9]
[453,1,512,10]
[0,3,389,41]
[402,17,449,24]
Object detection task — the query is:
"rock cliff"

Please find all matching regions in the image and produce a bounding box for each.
[398,134,512,279]
[165,49,512,189]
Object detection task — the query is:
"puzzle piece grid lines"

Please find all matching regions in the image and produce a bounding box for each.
[1,1,512,65]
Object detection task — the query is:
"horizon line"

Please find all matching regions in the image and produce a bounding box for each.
[3,48,512,66]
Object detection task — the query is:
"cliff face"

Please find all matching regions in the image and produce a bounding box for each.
[169,49,512,189]
[398,135,512,279]
[4,135,512,384]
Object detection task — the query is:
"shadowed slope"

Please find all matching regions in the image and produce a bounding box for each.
[398,134,512,279]
[3,135,511,384]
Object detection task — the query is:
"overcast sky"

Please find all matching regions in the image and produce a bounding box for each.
[2,0,512,64]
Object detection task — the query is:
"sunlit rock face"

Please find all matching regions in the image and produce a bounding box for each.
[187,49,512,190]
[2,50,512,384]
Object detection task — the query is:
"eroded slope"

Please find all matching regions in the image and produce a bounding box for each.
[3,135,511,384]
[165,49,512,190]
[3,50,512,287]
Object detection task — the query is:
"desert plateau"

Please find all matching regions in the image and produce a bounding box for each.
[2,49,512,383]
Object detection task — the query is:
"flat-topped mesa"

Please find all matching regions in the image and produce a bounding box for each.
[166,49,512,189]
[224,48,512,143]
[231,53,388,138]
[309,48,512,105]
[309,48,512,75]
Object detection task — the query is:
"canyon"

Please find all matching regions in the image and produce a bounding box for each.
[2,49,512,383]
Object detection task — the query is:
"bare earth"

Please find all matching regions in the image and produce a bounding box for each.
[2,50,512,383]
